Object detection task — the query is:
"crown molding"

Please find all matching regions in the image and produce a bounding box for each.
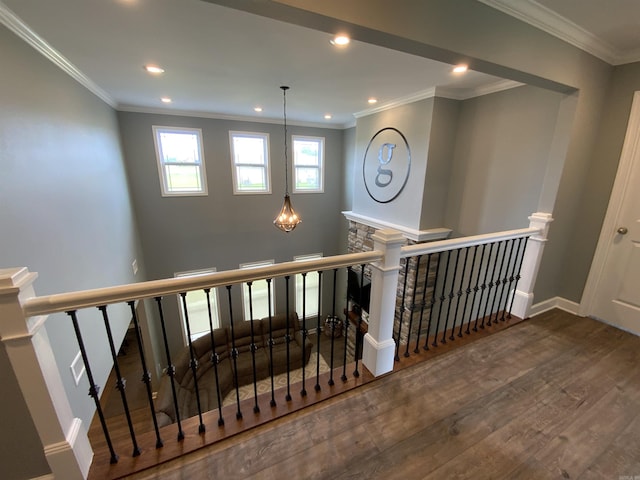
[117,104,346,129]
[478,0,622,65]
[0,2,116,107]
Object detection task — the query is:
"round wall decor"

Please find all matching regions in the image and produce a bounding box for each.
[362,127,411,203]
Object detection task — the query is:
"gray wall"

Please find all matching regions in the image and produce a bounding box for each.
[0,25,144,479]
[353,98,434,229]
[239,0,614,305]
[117,111,345,356]
[445,85,566,235]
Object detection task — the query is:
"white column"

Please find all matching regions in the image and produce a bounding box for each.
[511,213,554,319]
[362,229,405,376]
[0,268,93,479]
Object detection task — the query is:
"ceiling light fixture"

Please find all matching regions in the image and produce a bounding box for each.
[324,114,332,120]
[144,65,165,74]
[161,97,172,103]
[254,107,263,112]
[368,98,378,104]
[273,86,301,233]
[330,35,350,46]
[453,64,468,73]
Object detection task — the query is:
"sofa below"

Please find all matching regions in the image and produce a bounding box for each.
[155,312,313,426]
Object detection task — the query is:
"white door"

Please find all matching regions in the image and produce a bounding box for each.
[587,91,640,335]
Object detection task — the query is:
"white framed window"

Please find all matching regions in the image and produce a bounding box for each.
[292,136,324,193]
[229,131,271,194]
[240,260,275,320]
[175,268,220,344]
[294,253,322,319]
[153,126,207,196]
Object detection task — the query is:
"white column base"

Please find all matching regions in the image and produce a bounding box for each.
[511,289,533,319]
[44,418,93,480]
[362,334,396,377]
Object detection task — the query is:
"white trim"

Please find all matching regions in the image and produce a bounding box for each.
[529,296,580,317]
[477,0,632,65]
[69,351,85,386]
[580,91,640,316]
[342,211,451,242]
[353,80,524,119]
[31,475,55,480]
[0,2,116,106]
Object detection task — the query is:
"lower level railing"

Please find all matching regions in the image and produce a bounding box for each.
[0,213,551,479]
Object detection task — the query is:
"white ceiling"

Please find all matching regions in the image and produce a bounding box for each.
[2,0,639,128]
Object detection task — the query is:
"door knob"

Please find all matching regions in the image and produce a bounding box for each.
[617,227,628,235]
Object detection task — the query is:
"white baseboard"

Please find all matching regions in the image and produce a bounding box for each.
[529,296,581,317]
[31,475,54,480]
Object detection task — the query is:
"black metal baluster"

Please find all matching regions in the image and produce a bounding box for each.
[451,247,470,340]
[300,272,308,396]
[154,296,186,438]
[488,240,509,325]
[226,285,242,420]
[284,275,292,401]
[482,241,504,327]
[341,268,350,381]
[202,289,224,427]
[432,250,453,347]
[477,243,495,330]
[354,264,366,376]
[404,256,421,357]
[395,259,410,361]
[245,282,260,414]
[99,306,140,457]
[495,239,516,323]
[414,254,432,353]
[470,244,487,332]
[128,301,164,446]
[423,252,443,350]
[179,293,206,434]
[441,249,462,344]
[315,270,323,392]
[67,310,118,464]
[507,237,530,318]
[462,245,480,336]
[266,278,277,407]
[328,268,338,386]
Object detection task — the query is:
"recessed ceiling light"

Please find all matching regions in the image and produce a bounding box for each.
[254,107,263,112]
[324,114,332,120]
[330,35,350,46]
[368,98,378,105]
[144,65,165,74]
[161,97,172,103]
[453,64,468,74]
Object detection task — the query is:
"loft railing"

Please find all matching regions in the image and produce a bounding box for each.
[0,212,552,480]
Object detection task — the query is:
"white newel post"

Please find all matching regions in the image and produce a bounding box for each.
[511,213,554,319]
[362,229,404,377]
[0,268,93,480]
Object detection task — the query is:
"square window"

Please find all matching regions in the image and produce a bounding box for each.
[293,136,324,193]
[153,126,207,196]
[230,132,271,194]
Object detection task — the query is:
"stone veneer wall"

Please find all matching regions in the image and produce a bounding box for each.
[346,220,439,357]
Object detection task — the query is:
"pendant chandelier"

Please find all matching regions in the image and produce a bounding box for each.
[273,86,301,233]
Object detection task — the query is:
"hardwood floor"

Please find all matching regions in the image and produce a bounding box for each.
[121,310,640,479]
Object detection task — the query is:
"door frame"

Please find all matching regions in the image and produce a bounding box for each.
[580,90,640,317]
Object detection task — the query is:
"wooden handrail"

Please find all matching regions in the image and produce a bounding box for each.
[23,251,383,316]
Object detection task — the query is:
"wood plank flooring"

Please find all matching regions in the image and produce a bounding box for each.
[122,310,640,480]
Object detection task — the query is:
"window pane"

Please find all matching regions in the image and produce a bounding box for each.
[181,289,220,341]
[165,164,202,192]
[293,139,320,166]
[160,132,200,164]
[233,136,266,165]
[296,272,319,318]
[294,167,320,191]
[236,165,267,191]
[243,279,272,320]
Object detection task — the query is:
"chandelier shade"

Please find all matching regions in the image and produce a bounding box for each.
[273,85,301,233]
